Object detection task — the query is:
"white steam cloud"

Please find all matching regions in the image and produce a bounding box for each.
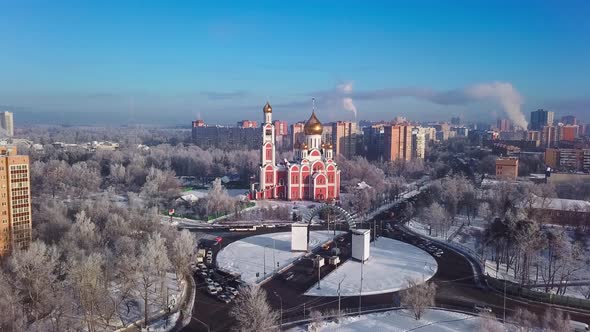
[465,82,527,129]
[336,82,357,119]
[314,81,527,128]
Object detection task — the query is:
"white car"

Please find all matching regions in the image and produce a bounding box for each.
[205,278,214,285]
[213,282,223,292]
[207,285,218,295]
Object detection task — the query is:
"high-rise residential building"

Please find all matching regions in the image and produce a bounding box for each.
[433,123,451,141]
[362,124,386,161]
[541,125,557,148]
[291,122,306,150]
[530,109,554,130]
[331,121,359,159]
[0,112,14,137]
[383,125,412,161]
[497,118,511,132]
[236,120,258,128]
[557,124,579,142]
[560,115,577,125]
[191,123,261,149]
[273,120,289,149]
[411,127,426,159]
[0,146,32,256]
[192,119,205,127]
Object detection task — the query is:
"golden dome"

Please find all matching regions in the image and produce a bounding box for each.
[327,143,333,149]
[263,102,272,113]
[304,111,323,135]
[302,142,309,149]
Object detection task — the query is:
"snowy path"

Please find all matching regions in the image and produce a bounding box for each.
[305,237,437,297]
[217,231,342,284]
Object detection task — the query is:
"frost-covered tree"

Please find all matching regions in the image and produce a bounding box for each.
[230,285,279,331]
[170,229,196,282]
[135,233,171,327]
[400,279,437,320]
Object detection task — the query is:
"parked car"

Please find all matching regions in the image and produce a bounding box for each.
[226,286,239,296]
[224,292,236,300]
[217,294,231,303]
[205,278,214,285]
[207,285,218,295]
[213,282,223,292]
[206,257,213,264]
[198,271,208,279]
[570,320,590,332]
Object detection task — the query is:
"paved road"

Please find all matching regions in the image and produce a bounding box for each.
[180,204,590,331]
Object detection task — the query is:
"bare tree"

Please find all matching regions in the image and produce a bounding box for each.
[134,232,172,327]
[478,312,504,332]
[0,271,27,332]
[230,285,279,332]
[542,309,570,332]
[308,310,324,332]
[400,279,437,320]
[511,307,537,332]
[68,252,106,332]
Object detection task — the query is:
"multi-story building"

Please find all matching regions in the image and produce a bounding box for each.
[383,125,412,161]
[541,125,557,148]
[362,124,386,161]
[434,123,451,141]
[411,128,426,159]
[544,148,589,171]
[496,158,519,180]
[558,124,579,142]
[273,120,288,149]
[291,122,306,151]
[331,121,359,159]
[0,111,14,137]
[530,109,554,130]
[544,148,560,169]
[497,118,511,132]
[237,120,258,128]
[451,116,462,125]
[192,121,261,149]
[0,146,32,256]
[250,102,340,201]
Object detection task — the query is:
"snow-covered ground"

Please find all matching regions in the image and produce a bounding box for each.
[288,309,487,332]
[217,231,342,284]
[305,237,437,297]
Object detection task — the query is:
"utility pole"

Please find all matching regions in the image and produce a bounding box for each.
[263,245,267,276]
[503,278,507,323]
[317,258,321,289]
[337,276,346,317]
[274,291,283,328]
[359,261,364,314]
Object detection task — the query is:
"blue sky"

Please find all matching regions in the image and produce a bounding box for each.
[0,0,589,126]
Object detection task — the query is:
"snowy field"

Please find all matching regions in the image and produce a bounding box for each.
[288,309,485,332]
[217,231,342,284]
[305,237,437,297]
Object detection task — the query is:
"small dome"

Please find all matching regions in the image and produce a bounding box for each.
[327,143,333,149]
[304,111,323,135]
[302,142,309,149]
[321,143,327,149]
[263,102,272,113]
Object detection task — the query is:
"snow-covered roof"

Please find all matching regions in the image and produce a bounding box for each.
[356,181,372,189]
[531,196,590,212]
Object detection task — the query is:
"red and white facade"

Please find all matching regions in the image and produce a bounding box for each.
[250,102,341,202]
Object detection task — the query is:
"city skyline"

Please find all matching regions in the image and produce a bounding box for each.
[1,1,589,126]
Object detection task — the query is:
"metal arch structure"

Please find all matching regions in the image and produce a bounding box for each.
[302,203,357,229]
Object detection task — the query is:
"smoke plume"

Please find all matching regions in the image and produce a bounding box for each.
[464,82,527,129]
[336,82,357,119]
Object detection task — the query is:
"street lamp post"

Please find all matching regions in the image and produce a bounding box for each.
[337,276,346,317]
[273,239,276,275]
[359,260,364,314]
[503,278,507,323]
[274,291,283,328]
